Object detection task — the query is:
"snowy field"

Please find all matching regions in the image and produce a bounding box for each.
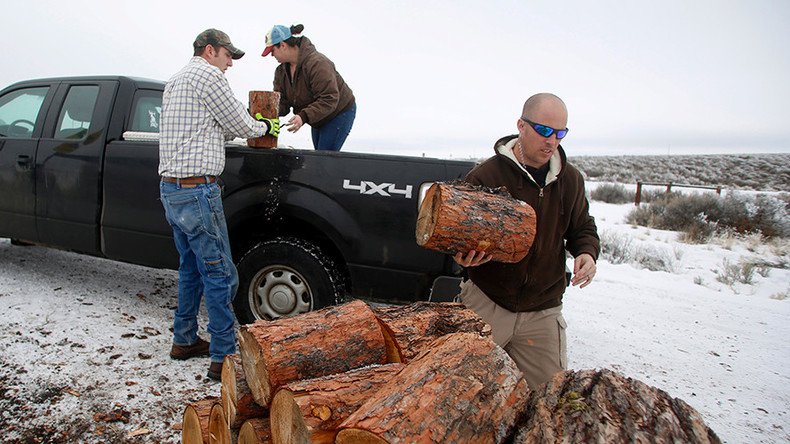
[0,198,788,443]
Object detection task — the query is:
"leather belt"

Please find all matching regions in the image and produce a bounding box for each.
[161,175,217,185]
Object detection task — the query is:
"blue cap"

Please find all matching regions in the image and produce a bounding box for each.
[262,25,292,56]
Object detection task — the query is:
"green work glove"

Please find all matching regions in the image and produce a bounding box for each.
[254,113,280,137]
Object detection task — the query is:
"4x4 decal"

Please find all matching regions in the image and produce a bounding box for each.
[343,179,413,199]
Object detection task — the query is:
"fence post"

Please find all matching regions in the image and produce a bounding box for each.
[666,182,672,193]
[635,181,642,206]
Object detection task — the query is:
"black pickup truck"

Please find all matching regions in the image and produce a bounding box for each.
[0,76,475,322]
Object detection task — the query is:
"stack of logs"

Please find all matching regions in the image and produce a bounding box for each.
[179,300,721,444]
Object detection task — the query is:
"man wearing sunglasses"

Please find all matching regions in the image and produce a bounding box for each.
[453,93,600,390]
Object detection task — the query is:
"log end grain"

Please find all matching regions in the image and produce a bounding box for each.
[220,355,239,432]
[270,389,312,444]
[239,326,272,406]
[209,403,232,444]
[238,418,273,444]
[181,405,204,444]
[182,397,219,444]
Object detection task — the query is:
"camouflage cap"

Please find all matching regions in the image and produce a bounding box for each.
[193,28,245,59]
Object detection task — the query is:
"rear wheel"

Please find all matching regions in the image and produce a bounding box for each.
[234,237,346,323]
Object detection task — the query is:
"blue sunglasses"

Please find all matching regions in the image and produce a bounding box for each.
[521,117,569,140]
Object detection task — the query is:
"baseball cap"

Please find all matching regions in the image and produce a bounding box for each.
[261,25,292,57]
[193,28,245,60]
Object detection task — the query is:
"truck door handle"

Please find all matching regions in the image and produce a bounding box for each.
[17,155,31,167]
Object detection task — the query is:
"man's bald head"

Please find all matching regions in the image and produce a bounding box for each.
[521,93,567,120]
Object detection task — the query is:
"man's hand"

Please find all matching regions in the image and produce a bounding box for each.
[254,113,280,137]
[453,250,493,268]
[571,253,596,288]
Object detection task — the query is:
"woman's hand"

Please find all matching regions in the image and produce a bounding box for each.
[287,115,304,133]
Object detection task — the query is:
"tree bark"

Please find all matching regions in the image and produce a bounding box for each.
[182,397,220,444]
[372,301,492,363]
[512,369,722,444]
[238,418,273,444]
[335,332,529,444]
[209,402,233,444]
[270,364,405,444]
[238,299,388,406]
[416,182,537,263]
[222,354,267,431]
[248,91,280,149]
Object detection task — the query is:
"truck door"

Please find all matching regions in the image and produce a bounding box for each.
[0,85,54,242]
[35,80,118,253]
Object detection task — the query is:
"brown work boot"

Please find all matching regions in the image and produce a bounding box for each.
[169,338,210,360]
[207,361,223,381]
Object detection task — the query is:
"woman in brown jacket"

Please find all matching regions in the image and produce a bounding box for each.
[262,24,356,151]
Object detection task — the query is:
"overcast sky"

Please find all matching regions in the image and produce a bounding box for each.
[4,0,790,159]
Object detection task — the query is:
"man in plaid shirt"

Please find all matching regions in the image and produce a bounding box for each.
[159,28,279,381]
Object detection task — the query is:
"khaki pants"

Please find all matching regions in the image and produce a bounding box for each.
[457,279,567,390]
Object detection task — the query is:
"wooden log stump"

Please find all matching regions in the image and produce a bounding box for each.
[238,299,388,406]
[416,182,537,263]
[238,418,273,444]
[248,91,281,149]
[182,397,219,444]
[335,332,529,444]
[208,402,233,444]
[512,368,722,444]
[270,363,405,444]
[372,301,491,363]
[222,354,267,431]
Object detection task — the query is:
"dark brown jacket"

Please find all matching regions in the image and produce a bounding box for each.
[465,135,600,312]
[273,37,355,128]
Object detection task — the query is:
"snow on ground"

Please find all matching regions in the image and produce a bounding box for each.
[0,199,789,443]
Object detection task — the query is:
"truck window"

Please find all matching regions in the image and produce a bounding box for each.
[0,87,49,138]
[129,92,162,133]
[55,85,99,139]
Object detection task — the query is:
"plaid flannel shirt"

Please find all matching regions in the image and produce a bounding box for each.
[159,57,266,177]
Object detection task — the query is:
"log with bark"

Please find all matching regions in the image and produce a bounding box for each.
[181,397,219,444]
[238,299,388,406]
[238,418,273,444]
[416,182,537,263]
[221,354,267,430]
[248,91,281,149]
[335,332,529,444]
[512,368,722,444]
[372,301,491,363]
[270,363,405,444]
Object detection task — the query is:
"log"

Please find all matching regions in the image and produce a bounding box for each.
[335,332,529,444]
[222,354,267,430]
[238,418,273,444]
[248,90,281,149]
[512,369,722,443]
[372,301,492,363]
[416,182,537,263]
[270,364,405,444]
[238,300,388,406]
[208,403,233,444]
[182,397,219,444]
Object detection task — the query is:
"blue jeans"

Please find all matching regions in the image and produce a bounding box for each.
[311,102,356,151]
[160,180,238,363]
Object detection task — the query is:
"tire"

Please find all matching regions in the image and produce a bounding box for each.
[234,236,346,323]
